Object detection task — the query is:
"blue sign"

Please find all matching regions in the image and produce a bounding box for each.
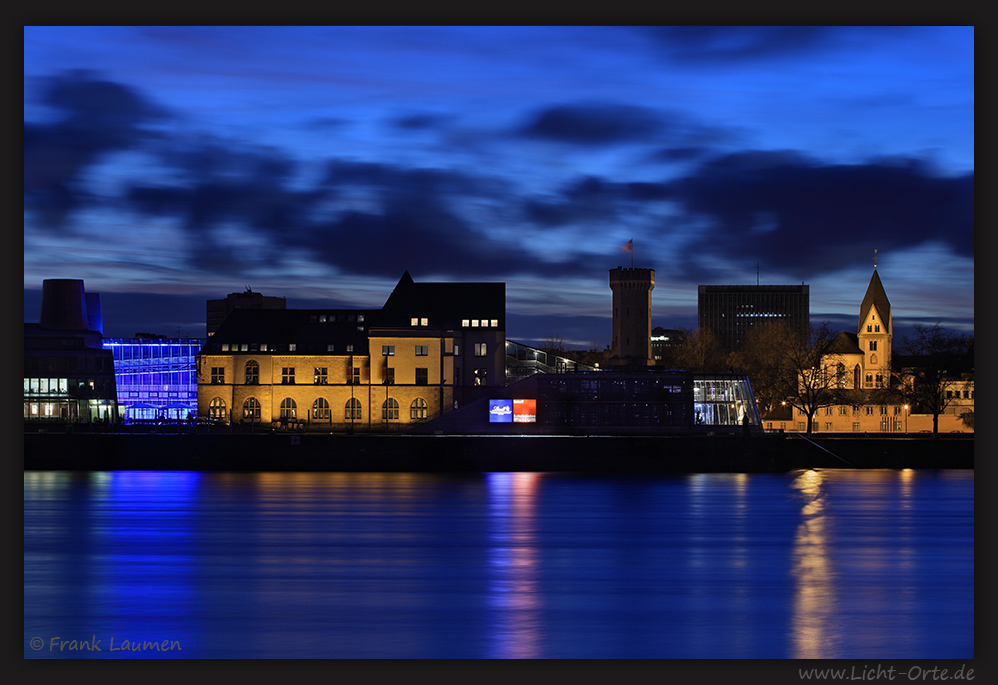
[488,399,513,423]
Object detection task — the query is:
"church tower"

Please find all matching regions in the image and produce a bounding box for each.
[609,266,655,367]
[857,267,892,388]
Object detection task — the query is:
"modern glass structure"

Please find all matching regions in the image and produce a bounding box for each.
[103,338,201,422]
[505,340,599,384]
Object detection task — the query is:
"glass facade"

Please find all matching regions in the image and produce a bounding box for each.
[103,338,201,422]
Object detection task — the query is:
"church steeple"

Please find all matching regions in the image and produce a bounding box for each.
[859,267,891,337]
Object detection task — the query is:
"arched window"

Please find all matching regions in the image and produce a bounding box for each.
[835,363,846,389]
[245,360,259,385]
[243,397,261,420]
[345,398,362,420]
[280,398,297,419]
[410,397,428,420]
[853,365,861,389]
[312,397,330,420]
[865,373,873,387]
[382,398,399,421]
[209,397,227,421]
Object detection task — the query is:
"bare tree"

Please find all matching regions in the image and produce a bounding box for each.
[771,322,844,434]
[893,323,973,437]
[672,327,727,374]
[540,334,567,354]
[727,321,796,417]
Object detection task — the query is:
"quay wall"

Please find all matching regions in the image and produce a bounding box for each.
[22,431,973,473]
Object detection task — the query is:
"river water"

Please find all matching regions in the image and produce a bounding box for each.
[24,468,973,659]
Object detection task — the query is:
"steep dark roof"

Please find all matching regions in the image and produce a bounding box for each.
[859,268,891,333]
[201,308,378,355]
[823,331,862,356]
[380,272,505,328]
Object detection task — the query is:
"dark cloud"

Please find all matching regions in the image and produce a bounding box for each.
[639,26,902,65]
[655,151,973,280]
[391,113,452,130]
[24,71,169,228]
[519,103,664,145]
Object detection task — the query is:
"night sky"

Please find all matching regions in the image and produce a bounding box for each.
[23,26,974,346]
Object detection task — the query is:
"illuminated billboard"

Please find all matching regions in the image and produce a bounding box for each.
[488,399,513,423]
[513,399,536,423]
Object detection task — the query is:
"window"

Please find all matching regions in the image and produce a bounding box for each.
[415,345,428,356]
[824,422,833,431]
[312,398,330,420]
[243,397,261,420]
[346,344,354,353]
[345,398,362,420]
[867,325,872,332]
[454,344,460,356]
[382,398,399,421]
[880,406,888,415]
[411,398,428,420]
[869,341,878,351]
[384,368,395,385]
[875,324,880,332]
[839,406,848,416]
[314,367,327,385]
[474,343,487,357]
[282,367,295,384]
[474,369,487,386]
[382,345,395,356]
[352,367,360,385]
[327,344,335,352]
[211,367,225,384]
[866,406,874,415]
[415,368,428,386]
[421,318,428,326]
[825,406,833,416]
[461,319,470,327]
[245,360,259,385]
[797,422,806,431]
[280,398,297,419]
[209,397,227,421]
[853,422,861,431]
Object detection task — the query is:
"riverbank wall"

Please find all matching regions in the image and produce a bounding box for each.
[22,431,973,473]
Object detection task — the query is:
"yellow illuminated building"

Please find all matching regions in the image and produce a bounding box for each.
[196,272,505,431]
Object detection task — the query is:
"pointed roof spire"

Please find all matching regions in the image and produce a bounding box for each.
[859,267,891,334]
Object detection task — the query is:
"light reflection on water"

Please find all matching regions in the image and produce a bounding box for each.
[24,468,973,659]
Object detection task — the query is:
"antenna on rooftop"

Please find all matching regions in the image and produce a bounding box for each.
[756,262,760,286]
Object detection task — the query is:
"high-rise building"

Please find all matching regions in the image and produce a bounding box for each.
[698,284,809,354]
[609,267,655,367]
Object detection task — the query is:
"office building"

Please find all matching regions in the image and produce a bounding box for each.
[698,284,809,354]
[206,288,286,337]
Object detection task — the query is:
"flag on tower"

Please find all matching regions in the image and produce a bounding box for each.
[623,239,633,253]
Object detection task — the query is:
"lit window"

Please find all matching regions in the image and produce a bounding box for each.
[411,317,419,326]
[490,319,498,327]
[411,398,428,420]
[415,345,428,356]
[289,344,297,352]
[312,397,330,420]
[471,319,479,327]
[474,343,487,357]
[314,367,327,385]
[280,398,297,419]
[211,367,225,384]
[420,318,428,326]
[382,345,395,356]
[462,319,470,327]
[243,397,261,420]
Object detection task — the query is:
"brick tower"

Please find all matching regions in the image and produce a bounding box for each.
[609,267,655,367]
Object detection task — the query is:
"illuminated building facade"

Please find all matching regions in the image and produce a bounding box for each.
[761,269,974,433]
[24,279,119,425]
[698,284,809,354]
[103,336,201,422]
[196,272,505,430]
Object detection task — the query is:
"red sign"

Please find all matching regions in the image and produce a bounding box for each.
[512,399,536,423]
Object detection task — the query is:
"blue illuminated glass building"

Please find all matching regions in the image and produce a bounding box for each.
[103,337,202,422]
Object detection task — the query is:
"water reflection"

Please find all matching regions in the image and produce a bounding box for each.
[790,469,837,658]
[486,472,542,658]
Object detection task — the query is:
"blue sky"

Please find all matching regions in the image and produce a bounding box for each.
[23,26,974,345]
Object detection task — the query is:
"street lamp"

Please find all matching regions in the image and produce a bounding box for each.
[904,404,909,434]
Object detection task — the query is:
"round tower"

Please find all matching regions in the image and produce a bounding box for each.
[609,267,655,366]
